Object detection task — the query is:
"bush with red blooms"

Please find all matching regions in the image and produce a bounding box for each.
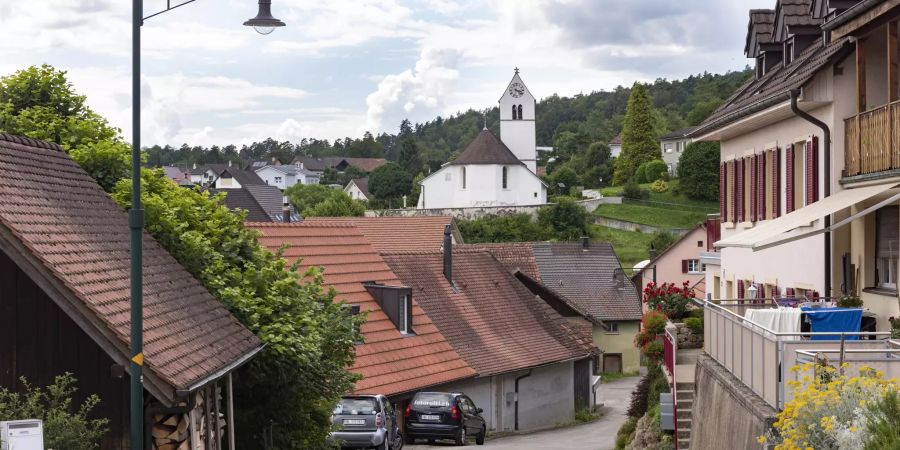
[642,281,696,321]
[634,310,668,363]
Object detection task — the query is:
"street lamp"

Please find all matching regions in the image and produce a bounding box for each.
[747,284,758,300]
[131,2,284,449]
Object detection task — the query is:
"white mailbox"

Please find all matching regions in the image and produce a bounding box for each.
[1,419,44,450]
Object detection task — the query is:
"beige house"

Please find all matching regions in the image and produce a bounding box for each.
[695,0,900,330]
[636,224,708,302]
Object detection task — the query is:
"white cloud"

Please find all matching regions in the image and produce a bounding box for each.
[365,46,460,132]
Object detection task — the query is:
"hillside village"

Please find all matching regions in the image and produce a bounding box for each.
[1,1,900,450]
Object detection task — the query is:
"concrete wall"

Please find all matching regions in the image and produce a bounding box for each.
[594,216,691,235]
[432,361,578,432]
[690,354,777,450]
[594,321,641,373]
[370,197,617,220]
[419,164,546,209]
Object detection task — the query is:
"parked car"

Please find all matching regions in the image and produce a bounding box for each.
[404,392,486,446]
[330,394,403,449]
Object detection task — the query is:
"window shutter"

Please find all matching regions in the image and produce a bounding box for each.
[772,284,779,298]
[737,279,745,298]
[729,161,737,223]
[720,163,727,219]
[757,153,766,221]
[876,205,899,258]
[811,136,819,204]
[773,147,781,218]
[681,260,688,273]
[786,287,795,297]
[786,146,795,213]
[750,155,758,222]
[736,158,744,222]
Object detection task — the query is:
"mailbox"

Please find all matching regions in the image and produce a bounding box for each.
[659,393,674,431]
[1,419,44,450]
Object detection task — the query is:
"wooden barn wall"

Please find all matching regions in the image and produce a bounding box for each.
[0,248,130,449]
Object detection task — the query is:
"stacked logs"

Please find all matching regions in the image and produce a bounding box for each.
[150,413,189,450]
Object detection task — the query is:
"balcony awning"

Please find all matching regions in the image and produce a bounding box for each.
[715,183,900,250]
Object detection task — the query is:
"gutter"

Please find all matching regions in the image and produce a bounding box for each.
[513,370,532,431]
[822,0,884,31]
[789,89,832,298]
[175,344,266,397]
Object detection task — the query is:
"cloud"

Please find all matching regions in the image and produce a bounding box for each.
[365,46,461,133]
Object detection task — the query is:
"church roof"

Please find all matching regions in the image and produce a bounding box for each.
[448,130,525,166]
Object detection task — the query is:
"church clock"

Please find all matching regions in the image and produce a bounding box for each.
[508,82,525,98]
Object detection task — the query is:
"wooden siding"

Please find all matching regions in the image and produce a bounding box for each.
[845,101,900,176]
[0,248,129,449]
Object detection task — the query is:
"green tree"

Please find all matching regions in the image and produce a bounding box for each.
[0,65,131,191]
[549,166,579,196]
[398,138,424,176]
[306,193,366,217]
[411,172,425,206]
[368,162,413,199]
[613,83,661,185]
[678,141,720,201]
[648,230,678,255]
[538,198,591,240]
[112,170,361,449]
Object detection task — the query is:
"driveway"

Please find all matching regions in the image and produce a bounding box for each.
[406,375,639,450]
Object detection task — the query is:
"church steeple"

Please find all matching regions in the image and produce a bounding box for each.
[498,69,537,173]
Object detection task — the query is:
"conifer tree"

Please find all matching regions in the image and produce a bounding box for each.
[613,83,661,185]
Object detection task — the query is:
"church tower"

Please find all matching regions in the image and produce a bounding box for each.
[499,68,537,173]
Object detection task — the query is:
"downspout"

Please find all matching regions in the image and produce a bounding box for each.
[790,89,832,297]
[513,370,532,431]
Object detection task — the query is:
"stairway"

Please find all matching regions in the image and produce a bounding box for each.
[675,381,695,449]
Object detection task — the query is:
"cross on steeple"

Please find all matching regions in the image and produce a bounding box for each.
[514,67,519,75]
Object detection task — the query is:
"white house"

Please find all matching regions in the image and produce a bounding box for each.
[255,163,320,190]
[609,133,622,159]
[344,178,371,201]
[417,70,548,209]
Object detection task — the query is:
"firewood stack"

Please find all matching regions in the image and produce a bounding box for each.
[150,413,190,450]
[190,385,227,450]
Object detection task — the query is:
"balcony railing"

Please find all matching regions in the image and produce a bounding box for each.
[705,214,721,252]
[700,298,899,409]
[844,102,900,177]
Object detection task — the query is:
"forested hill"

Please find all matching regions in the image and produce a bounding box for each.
[145,68,752,170]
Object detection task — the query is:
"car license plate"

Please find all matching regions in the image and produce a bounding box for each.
[421,414,440,421]
[343,419,366,425]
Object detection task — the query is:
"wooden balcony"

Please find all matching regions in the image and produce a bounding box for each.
[844,102,900,178]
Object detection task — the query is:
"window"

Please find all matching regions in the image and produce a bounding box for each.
[793,142,804,209]
[697,240,703,248]
[461,167,467,189]
[512,104,517,120]
[743,156,752,222]
[664,143,673,153]
[685,259,702,274]
[606,323,619,333]
[274,176,282,184]
[399,295,411,334]
[876,206,898,290]
[502,166,508,189]
[784,39,794,65]
[517,104,523,120]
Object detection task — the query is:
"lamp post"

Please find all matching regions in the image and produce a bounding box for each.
[130,2,284,449]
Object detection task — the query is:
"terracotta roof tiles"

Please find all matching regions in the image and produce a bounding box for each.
[304,216,459,252]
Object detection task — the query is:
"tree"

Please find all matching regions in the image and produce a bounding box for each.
[368,162,413,200]
[398,138,424,176]
[548,166,579,196]
[613,83,662,185]
[112,170,361,449]
[457,214,553,243]
[411,172,425,206]
[648,230,678,255]
[537,198,591,240]
[284,183,364,217]
[678,141,721,201]
[0,65,131,191]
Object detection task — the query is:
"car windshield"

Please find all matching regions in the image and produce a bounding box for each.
[334,397,380,415]
[412,393,453,409]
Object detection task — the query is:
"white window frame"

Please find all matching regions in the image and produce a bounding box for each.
[687,259,702,274]
[399,295,411,334]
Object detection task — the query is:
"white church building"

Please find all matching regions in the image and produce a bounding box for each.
[417,70,547,209]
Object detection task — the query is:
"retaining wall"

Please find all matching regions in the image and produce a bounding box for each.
[593,216,691,235]
[366,197,618,220]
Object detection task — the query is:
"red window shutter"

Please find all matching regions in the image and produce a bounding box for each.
[736,158,744,222]
[757,153,766,221]
[772,284,779,298]
[773,148,781,218]
[720,163,726,219]
[729,161,737,223]
[750,155,758,222]
[737,279,745,298]
[786,287,795,297]
[786,146,795,213]
[811,136,819,204]
[681,260,688,273]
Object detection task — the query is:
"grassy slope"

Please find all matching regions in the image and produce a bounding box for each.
[590,225,654,269]
[594,203,707,229]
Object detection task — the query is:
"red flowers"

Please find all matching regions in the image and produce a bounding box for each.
[642,281,695,321]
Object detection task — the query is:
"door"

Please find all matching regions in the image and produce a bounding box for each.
[603,354,623,373]
[461,396,481,435]
[573,358,591,410]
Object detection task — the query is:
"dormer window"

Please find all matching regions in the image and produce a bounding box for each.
[784,38,794,65]
[364,283,414,335]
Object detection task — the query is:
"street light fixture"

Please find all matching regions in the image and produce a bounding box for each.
[243,0,287,35]
[747,284,758,300]
[131,1,284,449]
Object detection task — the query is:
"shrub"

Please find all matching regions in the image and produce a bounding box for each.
[622,182,650,200]
[865,389,900,449]
[891,317,900,339]
[837,294,863,308]
[643,281,696,320]
[643,310,667,335]
[615,416,638,449]
[684,316,703,334]
[457,214,552,243]
[633,164,648,184]
[640,159,668,182]
[537,197,591,240]
[0,374,109,450]
[574,407,600,423]
[648,230,677,254]
[644,340,664,362]
[627,372,653,418]
[677,141,720,201]
[650,179,669,193]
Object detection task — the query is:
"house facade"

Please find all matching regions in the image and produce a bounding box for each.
[697,0,900,330]
[636,224,708,301]
[609,133,623,159]
[659,127,696,176]
[417,71,548,209]
[254,163,320,190]
[345,177,371,201]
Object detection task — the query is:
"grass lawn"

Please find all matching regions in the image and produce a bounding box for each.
[594,203,706,228]
[599,180,719,211]
[590,225,653,269]
[600,370,640,383]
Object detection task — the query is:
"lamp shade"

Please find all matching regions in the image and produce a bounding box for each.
[244,0,286,35]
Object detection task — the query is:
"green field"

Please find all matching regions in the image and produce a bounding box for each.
[589,225,654,269]
[594,203,707,229]
[599,180,719,211]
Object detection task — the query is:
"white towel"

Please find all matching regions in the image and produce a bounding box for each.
[744,308,802,337]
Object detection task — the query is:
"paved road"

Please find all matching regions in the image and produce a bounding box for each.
[406,375,639,450]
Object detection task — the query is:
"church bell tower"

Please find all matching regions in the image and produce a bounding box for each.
[499,68,537,173]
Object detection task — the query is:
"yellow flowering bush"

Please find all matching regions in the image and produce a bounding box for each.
[760,364,899,450]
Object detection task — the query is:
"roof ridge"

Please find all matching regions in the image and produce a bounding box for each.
[246,221,358,228]
[0,133,64,152]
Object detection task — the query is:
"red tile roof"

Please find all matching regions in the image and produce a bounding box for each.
[247,222,475,395]
[305,216,460,252]
[0,134,261,402]
[458,242,540,280]
[382,249,594,376]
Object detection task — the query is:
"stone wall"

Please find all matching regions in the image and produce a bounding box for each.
[689,354,777,450]
[367,197,618,220]
[593,216,691,235]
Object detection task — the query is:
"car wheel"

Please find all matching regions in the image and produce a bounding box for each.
[475,426,485,445]
[393,432,404,450]
[455,427,468,446]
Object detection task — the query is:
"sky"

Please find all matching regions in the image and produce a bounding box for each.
[0,0,760,147]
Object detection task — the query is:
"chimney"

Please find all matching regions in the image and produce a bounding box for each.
[581,236,590,249]
[228,160,232,167]
[442,224,453,283]
[193,162,197,170]
[282,196,291,223]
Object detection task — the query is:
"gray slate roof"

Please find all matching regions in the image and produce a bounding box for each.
[745,9,776,56]
[291,156,328,172]
[660,126,697,141]
[350,178,371,198]
[531,242,643,322]
[209,184,300,222]
[219,167,266,186]
[449,130,524,166]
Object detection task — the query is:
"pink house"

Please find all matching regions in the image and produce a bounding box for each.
[635,224,708,310]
